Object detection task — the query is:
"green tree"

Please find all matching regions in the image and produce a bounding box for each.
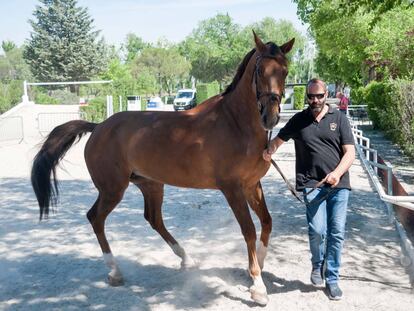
[133,41,191,95]
[293,0,413,87]
[314,6,372,87]
[180,13,244,88]
[366,7,414,80]
[243,18,307,83]
[181,14,308,87]
[0,46,32,82]
[122,33,147,63]
[294,0,409,24]
[2,40,17,53]
[24,0,107,88]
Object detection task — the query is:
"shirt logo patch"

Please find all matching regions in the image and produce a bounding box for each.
[330,122,337,131]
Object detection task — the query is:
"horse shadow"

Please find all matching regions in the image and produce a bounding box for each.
[1,177,319,310]
[2,175,411,309]
[0,252,319,311]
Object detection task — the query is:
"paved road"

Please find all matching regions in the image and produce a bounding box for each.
[0,104,413,310]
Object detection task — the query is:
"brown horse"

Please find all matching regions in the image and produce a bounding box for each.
[31,32,294,305]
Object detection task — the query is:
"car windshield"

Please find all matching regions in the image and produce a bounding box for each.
[177,92,193,99]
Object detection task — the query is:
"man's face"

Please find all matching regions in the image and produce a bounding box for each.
[307,83,327,113]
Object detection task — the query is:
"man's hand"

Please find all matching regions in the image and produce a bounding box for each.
[262,147,274,162]
[325,171,341,187]
[263,137,285,162]
[324,144,355,187]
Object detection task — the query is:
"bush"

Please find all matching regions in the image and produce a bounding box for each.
[293,86,306,110]
[363,79,414,159]
[80,97,106,123]
[364,81,392,129]
[389,79,414,158]
[196,81,220,104]
[0,80,23,114]
[350,86,365,105]
[34,93,60,105]
[52,89,79,105]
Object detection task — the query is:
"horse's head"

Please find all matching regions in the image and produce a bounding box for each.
[253,32,295,130]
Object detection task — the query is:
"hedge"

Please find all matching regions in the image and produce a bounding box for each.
[293,85,306,110]
[196,81,220,104]
[80,97,106,123]
[365,79,414,159]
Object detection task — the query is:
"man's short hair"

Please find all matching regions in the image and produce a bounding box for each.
[307,78,327,93]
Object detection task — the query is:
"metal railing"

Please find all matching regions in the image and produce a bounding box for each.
[0,116,24,144]
[352,121,414,211]
[351,119,414,269]
[37,112,86,136]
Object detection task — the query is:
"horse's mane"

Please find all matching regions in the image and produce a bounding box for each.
[222,42,282,96]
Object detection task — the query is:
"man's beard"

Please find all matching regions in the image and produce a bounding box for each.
[310,100,325,113]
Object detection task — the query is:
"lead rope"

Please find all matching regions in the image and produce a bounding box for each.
[266,130,304,203]
[266,130,331,205]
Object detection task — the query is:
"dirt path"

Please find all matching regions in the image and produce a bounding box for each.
[0,105,413,310]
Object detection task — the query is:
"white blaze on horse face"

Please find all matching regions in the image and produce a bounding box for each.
[257,241,268,270]
[103,252,122,279]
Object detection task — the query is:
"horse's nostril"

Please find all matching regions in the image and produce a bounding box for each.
[275,115,280,125]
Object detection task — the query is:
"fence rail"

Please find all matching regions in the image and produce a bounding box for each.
[0,116,24,144]
[351,119,414,271]
[37,112,86,136]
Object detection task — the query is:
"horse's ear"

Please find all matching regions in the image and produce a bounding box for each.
[253,30,266,53]
[280,38,295,54]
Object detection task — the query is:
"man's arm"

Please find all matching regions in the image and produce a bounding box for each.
[262,136,285,161]
[325,144,355,187]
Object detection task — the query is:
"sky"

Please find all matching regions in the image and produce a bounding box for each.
[0,0,308,48]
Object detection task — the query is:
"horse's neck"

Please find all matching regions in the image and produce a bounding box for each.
[222,60,261,127]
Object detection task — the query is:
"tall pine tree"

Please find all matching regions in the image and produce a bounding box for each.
[24,0,107,85]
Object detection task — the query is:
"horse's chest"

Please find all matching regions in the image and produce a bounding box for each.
[234,151,269,181]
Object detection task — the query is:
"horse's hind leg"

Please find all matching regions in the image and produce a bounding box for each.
[132,176,195,268]
[87,184,127,286]
[244,181,272,270]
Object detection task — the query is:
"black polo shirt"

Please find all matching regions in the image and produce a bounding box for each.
[277,105,354,190]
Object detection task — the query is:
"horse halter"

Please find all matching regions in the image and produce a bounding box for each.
[254,54,285,111]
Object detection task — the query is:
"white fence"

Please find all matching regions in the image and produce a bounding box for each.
[351,119,414,271]
[37,112,86,136]
[0,116,24,144]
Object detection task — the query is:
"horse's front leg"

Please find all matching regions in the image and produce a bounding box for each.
[221,184,269,306]
[244,181,272,270]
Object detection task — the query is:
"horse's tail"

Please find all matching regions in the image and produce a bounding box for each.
[31,120,97,220]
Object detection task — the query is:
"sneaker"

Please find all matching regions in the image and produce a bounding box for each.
[310,267,323,286]
[326,283,343,300]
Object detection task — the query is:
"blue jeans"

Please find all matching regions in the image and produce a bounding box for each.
[303,187,349,284]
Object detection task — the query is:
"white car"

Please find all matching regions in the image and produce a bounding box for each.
[173,89,197,111]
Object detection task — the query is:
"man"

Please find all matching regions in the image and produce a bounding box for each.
[336,91,349,114]
[263,78,355,300]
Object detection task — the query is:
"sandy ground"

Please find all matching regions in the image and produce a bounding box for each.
[0,104,413,311]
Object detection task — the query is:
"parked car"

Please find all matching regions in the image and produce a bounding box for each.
[173,89,196,111]
[146,96,164,111]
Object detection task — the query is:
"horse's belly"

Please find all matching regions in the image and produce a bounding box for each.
[131,164,218,189]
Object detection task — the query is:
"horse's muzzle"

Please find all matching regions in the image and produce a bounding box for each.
[261,112,280,130]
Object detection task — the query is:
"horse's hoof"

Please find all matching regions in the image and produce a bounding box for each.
[108,275,124,286]
[180,257,197,270]
[250,286,269,306]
